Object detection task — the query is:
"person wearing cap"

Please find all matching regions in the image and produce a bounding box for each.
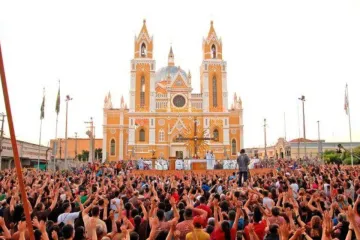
[186,216,210,240]
[177,206,208,240]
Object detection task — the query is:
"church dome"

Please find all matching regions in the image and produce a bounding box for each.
[155,66,188,82]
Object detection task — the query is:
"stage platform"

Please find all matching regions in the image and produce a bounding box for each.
[129,168,275,176]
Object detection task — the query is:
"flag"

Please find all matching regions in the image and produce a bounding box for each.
[344,84,349,115]
[40,92,45,120]
[55,83,60,115]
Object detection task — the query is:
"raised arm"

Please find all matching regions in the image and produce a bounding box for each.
[213,200,220,228]
[170,197,179,223]
[232,202,241,231]
[140,201,148,221]
[0,217,11,239]
[49,190,60,211]
[103,198,109,221]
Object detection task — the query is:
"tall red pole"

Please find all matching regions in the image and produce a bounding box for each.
[0,42,35,239]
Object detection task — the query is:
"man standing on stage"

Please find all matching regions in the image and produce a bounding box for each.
[237,149,250,186]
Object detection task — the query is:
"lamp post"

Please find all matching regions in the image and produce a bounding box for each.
[0,113,6,170]
[298,95,306,159]
[263,118,267,160]
[64,95,73,169]
[74,132,78,161]
[317,121,322,161]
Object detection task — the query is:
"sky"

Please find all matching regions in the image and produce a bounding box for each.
[0,0,359,148]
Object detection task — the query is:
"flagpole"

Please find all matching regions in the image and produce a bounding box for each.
[346,84,354,166]
[38,87,45,170]
[55,114,58,172]
[38,118,43,169]
[55,79,60,172]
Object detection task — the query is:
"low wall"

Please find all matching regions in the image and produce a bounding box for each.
[130,168,275,177]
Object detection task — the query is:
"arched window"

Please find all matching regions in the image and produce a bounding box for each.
[213,129,219,141]
[211,44,216,59]
[110,139,116,156]
[231,139,236,155]
[139,129,145,142]
[212,76,217,107]
[140,76,145,107]
[159,129,165,142]
[141,43,146,57]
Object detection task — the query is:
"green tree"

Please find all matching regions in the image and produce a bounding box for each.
[323,150,341,164]
[78,150,89,161]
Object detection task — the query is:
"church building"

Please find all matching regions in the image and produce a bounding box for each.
[102,20,243,161]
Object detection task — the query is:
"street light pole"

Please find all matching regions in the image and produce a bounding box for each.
[298,95,306,159]
[85,117,94,163]
[317,121,322,161]
[0,113,6,170]
[264,118,267,160]
[75,132,78,161]
[64,95,73,169]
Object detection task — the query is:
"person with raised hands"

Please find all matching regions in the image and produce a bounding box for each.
[211,199,241,240]
[0,217,11,239]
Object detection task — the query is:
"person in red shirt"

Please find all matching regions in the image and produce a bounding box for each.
[243,207,267,240]
[171,188,180,202]
[211,201,241,240]
[196,197,212,218]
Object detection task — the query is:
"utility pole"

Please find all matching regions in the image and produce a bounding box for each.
[317,121,322,161]
[64,95,73,169]
[284,112,287,141]
[59,140,62,162]
[298,95,307,159]
[263,118,267,160]
[85,117,94,163]
[0,113,6,170]
[74,132,78,161]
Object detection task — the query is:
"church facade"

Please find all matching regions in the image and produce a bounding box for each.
[102,20,243,161]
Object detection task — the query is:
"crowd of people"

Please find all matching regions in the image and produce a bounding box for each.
[0,150,360,240]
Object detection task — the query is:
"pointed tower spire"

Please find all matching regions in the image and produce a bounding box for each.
[207,20,217,39]
[203,20,222,60]
[134,19,153,59]
[120,95,124,108]
[187,70,191,84]
[168,46,175,66]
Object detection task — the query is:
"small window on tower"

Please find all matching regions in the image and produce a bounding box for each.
[213,129,219,141]
[140,76,145,107]
[211,45,216,59]
[141,43,147,57]
[139,129,145,142]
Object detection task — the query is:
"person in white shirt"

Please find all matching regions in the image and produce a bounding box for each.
[262,191,275,210]
[290,178,299,199]
[57,203,80,226]
[110,191,121,219]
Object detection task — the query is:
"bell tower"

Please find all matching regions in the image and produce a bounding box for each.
[200,21,227,113]
[129,19,156,112]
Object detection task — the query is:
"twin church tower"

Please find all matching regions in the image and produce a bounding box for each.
[103,20,243,161]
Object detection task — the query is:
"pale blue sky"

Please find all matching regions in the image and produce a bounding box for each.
[0,0,359,148]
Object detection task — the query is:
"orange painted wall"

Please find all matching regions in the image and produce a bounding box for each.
[50,138,102,160]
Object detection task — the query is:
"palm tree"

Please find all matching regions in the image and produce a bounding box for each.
[95,148,102,161]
